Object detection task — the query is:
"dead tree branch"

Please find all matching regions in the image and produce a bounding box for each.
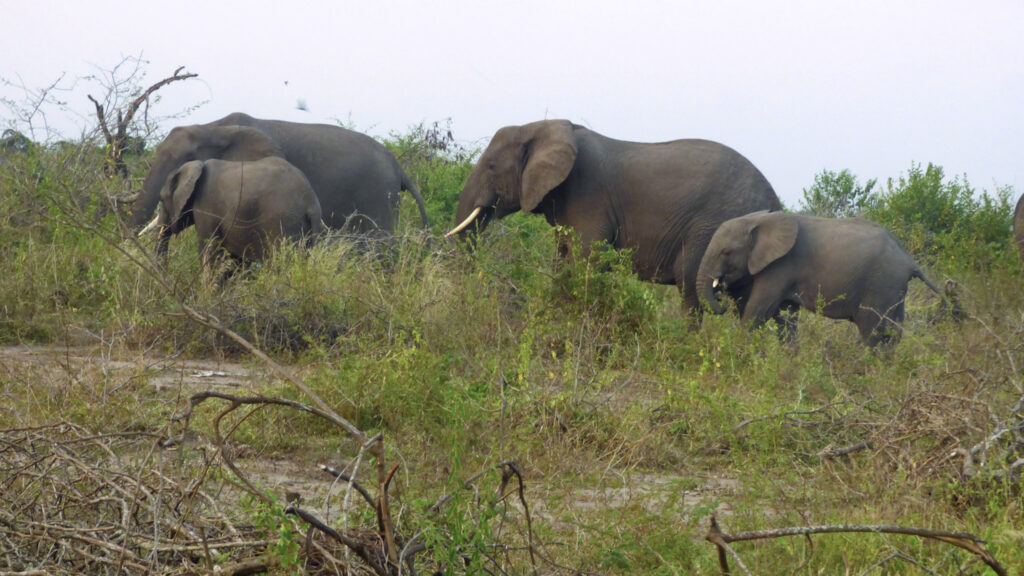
[88,65,197,178]
[704,515,1008,576]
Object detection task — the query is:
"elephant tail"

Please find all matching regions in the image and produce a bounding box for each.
[305,207,326,247]
[914,268,965,323]
[401,172,430,228]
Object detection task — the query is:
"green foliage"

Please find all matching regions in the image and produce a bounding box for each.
[866,163,1016,268]
[3,129,1023,575]
[548,230,661,336]
[383,119,478,233]
[803,163,1017,271]
[243,494,303,574]
[799,168,877,217]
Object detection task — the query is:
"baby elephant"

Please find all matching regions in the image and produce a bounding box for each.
[698,211,946,347]
[148,156,323,265]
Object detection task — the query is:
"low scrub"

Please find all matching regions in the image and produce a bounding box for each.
[1,129,1022,574]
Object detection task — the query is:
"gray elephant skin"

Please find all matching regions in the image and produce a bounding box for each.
[698,211,946,347]
[447,119,782,312]
[155,156,323,264]
[134,113,427,234]
[1014,193,1024,264]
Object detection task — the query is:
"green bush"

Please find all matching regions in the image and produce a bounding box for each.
[866,162,1015,267]
[383,120,478,233]
[799,168,877,217]
[803,163,1017,271]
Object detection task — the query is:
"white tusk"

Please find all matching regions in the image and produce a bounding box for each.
[139,215,160,236]
[712,278,719,289]
[444,206,483,238]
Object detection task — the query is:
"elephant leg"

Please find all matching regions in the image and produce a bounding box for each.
[856,300,904,348]
[740,286,782,332]
[672,247,703,316]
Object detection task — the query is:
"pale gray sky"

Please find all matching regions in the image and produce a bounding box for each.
[3,0,1023,207]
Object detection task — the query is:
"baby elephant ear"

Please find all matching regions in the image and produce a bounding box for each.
[165,160,205,224]
[748,212,798,275]
[521,121,577,213]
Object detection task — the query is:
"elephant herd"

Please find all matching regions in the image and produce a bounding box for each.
[136,113,1024,348]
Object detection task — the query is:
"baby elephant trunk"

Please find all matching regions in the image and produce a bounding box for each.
[697,265,726,314]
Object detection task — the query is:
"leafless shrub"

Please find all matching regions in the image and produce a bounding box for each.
[0,421,270,575]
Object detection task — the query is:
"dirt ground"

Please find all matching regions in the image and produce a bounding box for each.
[0,341,738,524]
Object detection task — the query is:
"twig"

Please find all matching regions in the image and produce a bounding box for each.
[817,441,874,459]
[704,515,754,576]
[704,516,1008,576]
[319,463,376,508]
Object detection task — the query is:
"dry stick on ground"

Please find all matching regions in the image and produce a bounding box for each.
[319,463,377,508]
[173,391,400,575]
[704,515,1008,576]
[0,422,274,575]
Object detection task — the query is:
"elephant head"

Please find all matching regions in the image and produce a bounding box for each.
[446,120,577,238]
[698,211,798,313]
[152,160,206,256]
[134,124,281,230]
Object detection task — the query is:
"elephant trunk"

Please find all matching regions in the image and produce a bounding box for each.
[132,161,174,229]
[151,211,174,260]
[448,179,498,240]
[155,226,171,260]
[697,264,726,315]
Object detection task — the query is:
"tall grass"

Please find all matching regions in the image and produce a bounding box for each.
[1,131,1022,574]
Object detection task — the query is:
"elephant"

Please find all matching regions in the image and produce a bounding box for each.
[133,113,428,235]
[1014,193,1024,264]
[147,156,323,265]
[697,211,947,347]
[446,119,782,312]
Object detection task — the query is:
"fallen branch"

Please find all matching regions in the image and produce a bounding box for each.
[0,422,271,574]
[704,515,1008,576]
[816,440,873,459]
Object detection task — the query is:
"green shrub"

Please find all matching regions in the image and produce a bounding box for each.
[866,162,1015,267]
[383,120,478,233]
[799,168,877,217]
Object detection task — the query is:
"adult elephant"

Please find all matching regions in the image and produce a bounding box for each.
[1014,193,1024,264]
[132,113,428,234]
[446,119,782,312]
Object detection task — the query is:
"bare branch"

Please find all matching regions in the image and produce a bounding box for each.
[87,63,198,178]
[705,516,1008,576]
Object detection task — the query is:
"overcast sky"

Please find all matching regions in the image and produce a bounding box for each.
[2,1,1022,208]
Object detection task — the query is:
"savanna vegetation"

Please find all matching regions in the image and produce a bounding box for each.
[1,102,1023,573]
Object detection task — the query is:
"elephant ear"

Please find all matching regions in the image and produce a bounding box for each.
[164,160,205,224]
[748,212,798,275]
[520,121,577,213]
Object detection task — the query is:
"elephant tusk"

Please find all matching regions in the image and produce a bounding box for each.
[445,207,483,238]
[712,278,719,289]
[139,215,161,236]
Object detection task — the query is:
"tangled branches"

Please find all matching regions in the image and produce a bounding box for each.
[0,421,270,575]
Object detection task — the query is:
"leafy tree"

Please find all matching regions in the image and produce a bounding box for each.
[799,168,877,217]
[865,162,1015,264]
